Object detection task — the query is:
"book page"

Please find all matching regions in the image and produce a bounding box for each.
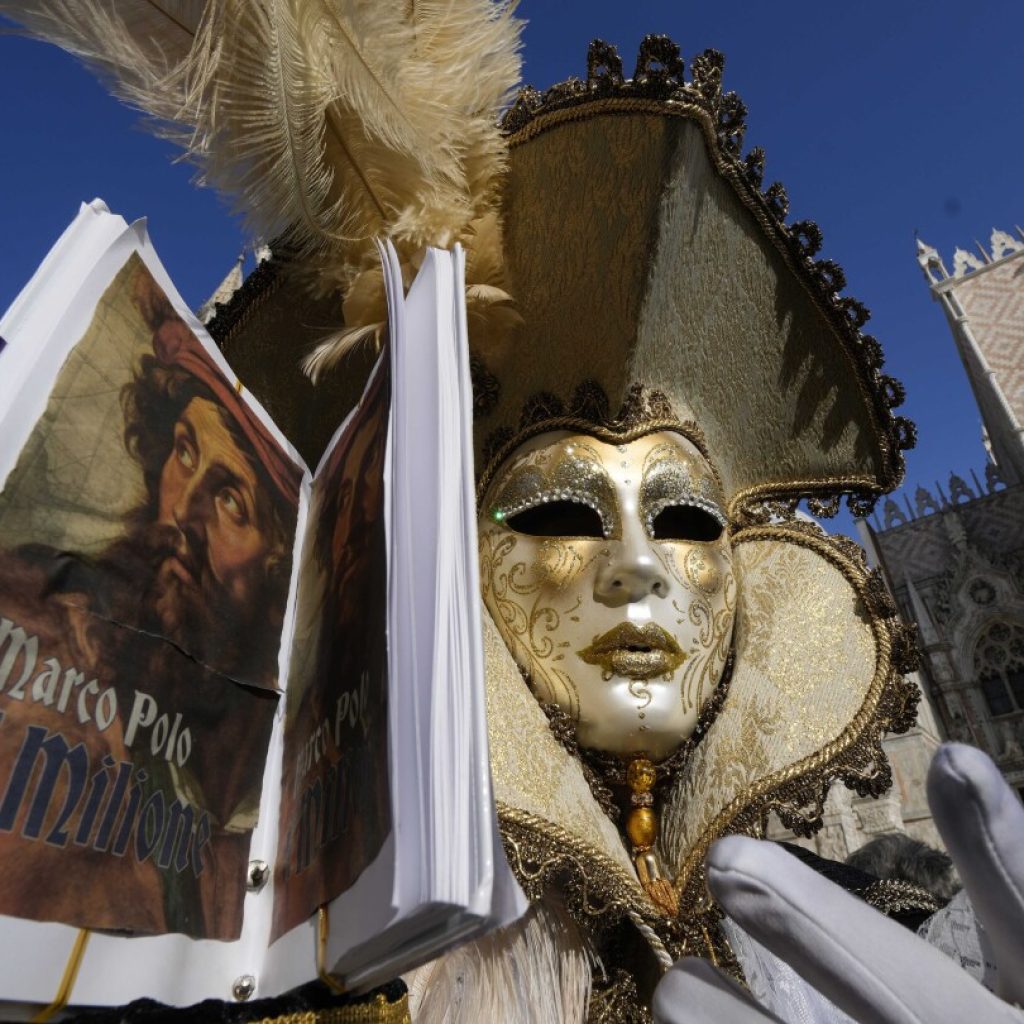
[272,354,392,941]
[0,252,301,942]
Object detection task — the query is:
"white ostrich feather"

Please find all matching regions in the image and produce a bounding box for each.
[301,321,385,382]
[406,900,592,1024]
[2,0,523,314]
[0,0,206,125]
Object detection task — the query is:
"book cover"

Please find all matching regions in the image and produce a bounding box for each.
[0,208,523,1011]
[0,253,299,940]
[273,357,392,939]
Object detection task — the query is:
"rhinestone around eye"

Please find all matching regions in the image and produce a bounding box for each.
[490,489,611,538]
[645,494,729,536]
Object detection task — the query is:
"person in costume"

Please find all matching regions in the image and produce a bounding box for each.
[404,39,927,1019]
[6,6,1024,1023]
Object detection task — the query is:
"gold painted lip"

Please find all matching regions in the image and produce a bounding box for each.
[578,623,686,680]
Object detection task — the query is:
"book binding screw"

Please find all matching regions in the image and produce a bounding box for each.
[232,975,256,1002]
[246,860,270,892]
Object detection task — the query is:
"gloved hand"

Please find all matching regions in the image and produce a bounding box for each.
[653,744,1024,1023]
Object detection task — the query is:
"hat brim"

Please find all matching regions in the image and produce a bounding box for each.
[476,102,910,517]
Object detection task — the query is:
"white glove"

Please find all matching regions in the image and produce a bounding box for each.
[653,743,1024,1023]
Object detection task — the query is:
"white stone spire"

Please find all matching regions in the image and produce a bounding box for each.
[197,250,246,324]
[919,224,1024,485]
[916,236,948,284]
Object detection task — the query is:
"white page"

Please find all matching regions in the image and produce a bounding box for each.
[0,204,310,1011]
[0,200,128,429]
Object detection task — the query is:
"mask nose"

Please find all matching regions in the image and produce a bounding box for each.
[594,523,670,607]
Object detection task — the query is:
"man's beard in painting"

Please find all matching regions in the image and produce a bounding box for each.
[100,519,284,690]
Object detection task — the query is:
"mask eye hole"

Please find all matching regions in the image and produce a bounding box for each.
[651,505,724,542]
[506,500,604,538]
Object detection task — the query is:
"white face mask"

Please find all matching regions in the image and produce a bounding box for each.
[479,430,736,761]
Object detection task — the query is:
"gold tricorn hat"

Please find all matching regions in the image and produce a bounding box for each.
[473,37,913,521]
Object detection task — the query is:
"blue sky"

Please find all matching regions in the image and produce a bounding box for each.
[1,2,1022,538]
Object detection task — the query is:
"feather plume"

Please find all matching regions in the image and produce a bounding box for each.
[410,0,524,213]
[0,1,206,61]
[188,0,482,288]
[406,901,592,1024]
[3,0,524,374]
[0,0,204,124]
[301,322,385,381]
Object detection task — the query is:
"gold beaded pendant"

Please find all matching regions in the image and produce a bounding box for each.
[625,757,678,917]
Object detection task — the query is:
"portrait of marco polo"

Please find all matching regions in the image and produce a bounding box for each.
[0,254,300,940]
[115,266,301,689]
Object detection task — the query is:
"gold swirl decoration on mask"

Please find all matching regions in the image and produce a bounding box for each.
[478,530,609,716]
[672,569,737,717]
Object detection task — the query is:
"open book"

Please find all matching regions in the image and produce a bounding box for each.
[0,201,524,1014]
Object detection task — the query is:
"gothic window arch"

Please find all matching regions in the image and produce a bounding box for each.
[973,620,1024,717]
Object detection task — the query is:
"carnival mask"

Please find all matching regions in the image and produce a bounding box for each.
[478,431,736,761]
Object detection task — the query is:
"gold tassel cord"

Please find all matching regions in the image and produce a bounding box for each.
[318,906,347,996]
[31,929,91,1023]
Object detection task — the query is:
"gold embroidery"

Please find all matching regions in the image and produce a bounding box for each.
[857,879,944,918]
[587,969,652,1024]
[497,803,741,972]
[253,993,411,1024]
[498,804,655,919]
[666,525,918,924]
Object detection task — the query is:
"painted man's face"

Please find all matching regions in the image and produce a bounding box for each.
[153,396,273,644]
[479,431,735,761]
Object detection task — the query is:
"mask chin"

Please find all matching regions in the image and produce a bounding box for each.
[478,428,736,763]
